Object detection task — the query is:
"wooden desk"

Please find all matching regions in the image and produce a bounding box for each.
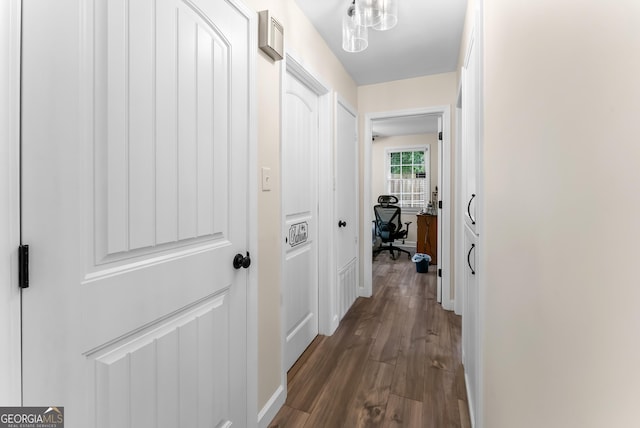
[416,214,437,264]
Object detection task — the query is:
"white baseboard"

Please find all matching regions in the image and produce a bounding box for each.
[443,298,455,312]
[397,241,416,254]
[257,384,286,428]
[464,371,476,428]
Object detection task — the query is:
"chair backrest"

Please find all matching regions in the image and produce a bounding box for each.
[374,195,403,240]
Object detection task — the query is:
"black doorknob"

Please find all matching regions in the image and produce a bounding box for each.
[338,220,347,228]
[233,252,251,269]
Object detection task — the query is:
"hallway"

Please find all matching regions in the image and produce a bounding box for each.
[270,253,472,427]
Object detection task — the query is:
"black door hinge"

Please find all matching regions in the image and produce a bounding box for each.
[438,268,442,278]
[438,131,443,140]
[19,244,29,289]
[438,200,443,209]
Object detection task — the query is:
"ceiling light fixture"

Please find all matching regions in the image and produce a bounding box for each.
[342,1,368,53]
[373,0,398,31]
[342,0,398,53]
[355,0,382,28]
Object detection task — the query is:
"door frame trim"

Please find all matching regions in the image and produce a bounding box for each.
[363,106,451,302]
[0,0,22,405]
[454,82,464,316]
[243,1,259,426]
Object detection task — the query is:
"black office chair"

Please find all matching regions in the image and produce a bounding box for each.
[373,195,412,260]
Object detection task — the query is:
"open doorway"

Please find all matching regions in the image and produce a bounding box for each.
[363,106,452,309]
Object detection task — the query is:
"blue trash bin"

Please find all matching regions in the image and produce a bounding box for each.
[411,253,431,273]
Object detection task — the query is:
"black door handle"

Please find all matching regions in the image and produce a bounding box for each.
[338,220,347,228]
[467,194,476,225]
[233,252,251,269]
[467,244,476,275]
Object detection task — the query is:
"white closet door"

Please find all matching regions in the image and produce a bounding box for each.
[21,0,252,426]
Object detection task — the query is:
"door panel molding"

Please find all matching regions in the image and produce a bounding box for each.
[90,290,232,428]
[92,0,232,263]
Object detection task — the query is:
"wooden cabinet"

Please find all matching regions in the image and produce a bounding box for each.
[416,214,437,264]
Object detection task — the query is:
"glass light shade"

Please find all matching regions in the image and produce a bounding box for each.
[373,0,398,31]
[355,0,383,28]
[342,5,368,52]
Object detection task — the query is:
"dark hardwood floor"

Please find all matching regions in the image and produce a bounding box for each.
[269,252,472,428]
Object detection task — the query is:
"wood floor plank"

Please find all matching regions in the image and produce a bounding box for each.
[423,366,446,428]
[448,311,463,368]
[402,297,429,351]
[382,394,423,428]
[426,341,451,372]
[454,365,472,427]
[425,302,456,373]
[455,364,468,401]
[458,399,472,428]
[435,307,455,372]
[369,303,402,364]
[268,405,310,428]
[288,335,324,385]
[355,313,382,339]
[343,360,395,428]
[443,368,462,428]
[286,318,366,412]
[391,339,425,401]
[302,338,374,426]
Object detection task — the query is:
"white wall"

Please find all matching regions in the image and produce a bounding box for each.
[483,0,640,426]
[371,133,438,242]
[0,0,21,405]
[240,0,357,414]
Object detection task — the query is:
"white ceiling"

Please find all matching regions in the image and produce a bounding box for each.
[295,0,468,85]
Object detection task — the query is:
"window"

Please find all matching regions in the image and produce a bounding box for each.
[386,147,429,210]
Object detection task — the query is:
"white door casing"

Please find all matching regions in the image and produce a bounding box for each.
[282,69,320,371]
[437,116,443,303]
[21,0,255,426]
[363,107,451,300]
[454,85,464,317]
[334,96,359,322]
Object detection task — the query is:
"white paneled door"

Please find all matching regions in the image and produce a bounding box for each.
[21,0,252,426]
[335,98,359,319]
[283,71,319,371]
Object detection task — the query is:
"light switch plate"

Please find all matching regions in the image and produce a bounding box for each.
[261,167,272,191]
